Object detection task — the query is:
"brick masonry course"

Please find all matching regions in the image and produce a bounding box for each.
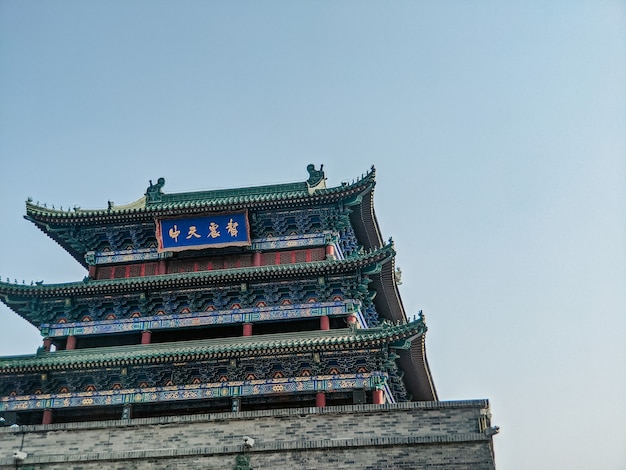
[0,400,497,469]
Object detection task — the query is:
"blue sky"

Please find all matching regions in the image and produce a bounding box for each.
[1,2,624,468]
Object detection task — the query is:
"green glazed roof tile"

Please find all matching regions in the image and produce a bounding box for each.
[25,168,376,222]
[0,243,395,301]
[0,318,426,371]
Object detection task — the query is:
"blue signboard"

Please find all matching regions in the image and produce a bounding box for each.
[156,212,250,252]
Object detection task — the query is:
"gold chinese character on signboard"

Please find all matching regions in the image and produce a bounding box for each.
[186,225,201,239]
[208,222,221,238]
[226,218,239,237]
[168,225,181,242]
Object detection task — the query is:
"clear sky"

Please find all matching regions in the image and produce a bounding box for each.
[1,2,624,468]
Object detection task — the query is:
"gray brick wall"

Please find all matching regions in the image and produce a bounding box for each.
[0,400,496,469]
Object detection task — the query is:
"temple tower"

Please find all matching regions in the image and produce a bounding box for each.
[0,165,496,469]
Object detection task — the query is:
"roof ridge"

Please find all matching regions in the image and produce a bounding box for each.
[24,167,376,220]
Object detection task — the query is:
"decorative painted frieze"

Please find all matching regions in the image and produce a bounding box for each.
[0,372,390,412]
[40,300,363,338]
[85,248,165,266]
[250,232,340,256]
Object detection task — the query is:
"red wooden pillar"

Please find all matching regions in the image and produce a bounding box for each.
[43,338,52,352]
[66,335,77,350]
[373,388,384,405]
[141,330,152,345]
[253,251,262,267]
[320,315,330,331]
[158,259,167,275]
[316,391,326,408]
[88,265,97,279]
[325,244,335,260]
[42,409,53,425]
[243,323,253,337]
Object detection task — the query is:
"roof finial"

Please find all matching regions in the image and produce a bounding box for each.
[306,164,326,195]
[146,177,166,204]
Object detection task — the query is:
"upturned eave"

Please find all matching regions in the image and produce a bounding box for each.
[0,244,396,326]
[24,168,376,225]
[0,319,426,372]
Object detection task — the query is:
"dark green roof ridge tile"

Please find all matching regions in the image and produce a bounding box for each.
[25,168,376,221]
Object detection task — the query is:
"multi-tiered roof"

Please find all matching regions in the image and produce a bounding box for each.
[0,165,436,425]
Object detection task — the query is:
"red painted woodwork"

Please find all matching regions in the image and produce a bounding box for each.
[316,391,326,408]
[141,330,152,345]
[66,335,77,350]
[93,248,326,280]
[42,409,53,425]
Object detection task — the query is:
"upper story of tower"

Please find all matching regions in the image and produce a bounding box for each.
[1,165,408,330]
[23,165,383,274]
[0,165,437,403]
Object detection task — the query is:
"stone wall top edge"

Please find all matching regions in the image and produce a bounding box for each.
[0,399,490,434]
